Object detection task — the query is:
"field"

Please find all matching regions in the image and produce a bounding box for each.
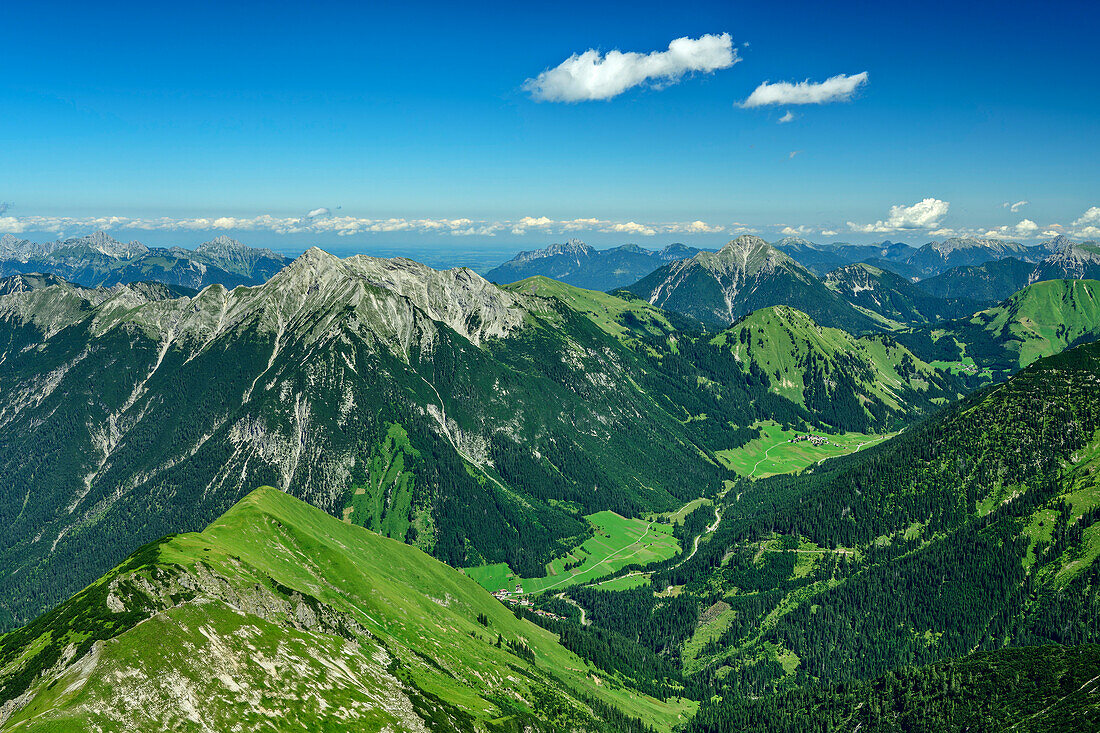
[465,510,680,595]
[717,423,894,478]
[505,276,674,340]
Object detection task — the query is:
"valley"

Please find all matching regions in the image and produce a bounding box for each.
[716,423,895,478]
[465,510,681,596]
[1,239,1100,730]
[3,6,1097,727]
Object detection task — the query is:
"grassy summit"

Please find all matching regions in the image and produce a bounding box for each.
[0,486,692,731]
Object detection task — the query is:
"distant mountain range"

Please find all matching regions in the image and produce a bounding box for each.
[769,237,914,276]
[0,231,289,288]
[775,234,1096,285]
[823,262,983,324]
[915,257,1037,302]
[485,239,706,290]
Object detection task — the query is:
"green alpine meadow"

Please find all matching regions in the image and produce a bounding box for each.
[2,4,1099,728]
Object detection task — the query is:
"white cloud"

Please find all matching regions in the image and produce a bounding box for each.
[780,225,814,236]
[820,229,838,237]
[1068,207,1100,239]
[740,71,868,108]
[847,198,950,233]
[306,207,331,218]
[1002,200,1028,212]
[560,217,604,231]
[981,219,1039,239]
[603,221,656,236]
[662,220,725,234]
[523,33,737,102]
[777,111,795,123]
[1074,207,1100,226]
[0,213,735,241]
[789,150,802,159]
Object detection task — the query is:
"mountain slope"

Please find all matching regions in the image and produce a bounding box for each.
[824,262,981,323]
[688,644,1100,732]
[916,257,1034,302]
[0,232,289,288]
[1030,241,1100,283]
[486,240,702,291]
[0,486,687,731]
[503,275,684,343]
[556,339,1100,729]
[622,236,882,332]
[0,249,730,628]
[897,279,1100,373]
[707,306,959,432]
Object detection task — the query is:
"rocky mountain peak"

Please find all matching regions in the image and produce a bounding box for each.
[930,237,1023,255]
[506,238,594,266]
[196,235,284,263]
[700,235,787,276]
[774,236,815,248]
[265,248,527,346]
[67,230,148,259]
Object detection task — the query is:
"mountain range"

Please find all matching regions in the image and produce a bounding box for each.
[621,235,888,332]
[2,243,1100,729]
[0,232,289,288]
[485,239,706,291]
[774,234,1078,282]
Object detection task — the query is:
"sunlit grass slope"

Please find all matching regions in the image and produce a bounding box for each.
[0,487,694,732]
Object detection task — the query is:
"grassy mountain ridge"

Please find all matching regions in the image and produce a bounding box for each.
[897,278,1100,374]
[0,486,691,731]
[709,305,960,432]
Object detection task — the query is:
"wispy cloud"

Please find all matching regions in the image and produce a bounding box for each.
[1002,200,1028,213]
[847,198,949,233]
[777,111,795,124]
[740,71,868,108]
[523,33,738,102]
[788,150,803,159]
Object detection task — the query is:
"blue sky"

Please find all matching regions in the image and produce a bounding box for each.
[1,0,1098,252]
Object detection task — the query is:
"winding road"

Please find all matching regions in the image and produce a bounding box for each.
[669,505,723,570]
